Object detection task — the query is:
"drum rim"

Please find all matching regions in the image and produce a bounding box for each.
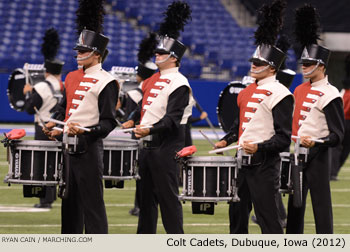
[186,156,236,162]
[11,140,62,147]
[7,68,26,111]
[103,138,139,147]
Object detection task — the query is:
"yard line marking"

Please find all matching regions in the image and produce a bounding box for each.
[332,189,350,192]
[1,203,350,210]
[0,206,50,212]
[1,223,350,228]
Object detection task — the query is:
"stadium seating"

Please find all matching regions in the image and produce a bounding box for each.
[0,0,296,79]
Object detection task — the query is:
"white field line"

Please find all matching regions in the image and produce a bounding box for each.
[1,184,350,191]
[0,223,350,228]
[1,203,350,209]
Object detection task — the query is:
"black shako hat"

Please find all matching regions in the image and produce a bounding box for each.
[295,4,331,67]
[41,28,64,75]
[154,1,191,61]
[137,32,158,80]
[249,0,286,71]
[74,0,109,58]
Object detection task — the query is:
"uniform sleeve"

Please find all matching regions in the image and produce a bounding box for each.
[50,89,66,121]
[128,100,142,122]
[24,90,43,114]
[220,117,239,146]
[316,97,344,147]
[188,115,201,124]
[86,80,119,138]
[149,85,190,134]
[257,95,293,153]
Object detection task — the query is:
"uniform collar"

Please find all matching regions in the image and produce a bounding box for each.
[256,75,276,86]
[84,63,102,74]
[160,67,179,76]
[311,75,328,87]
[45,74,57,83]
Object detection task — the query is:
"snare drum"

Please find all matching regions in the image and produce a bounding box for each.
[102,138,139,182]
[179,156,239,203]
[279,152,292,194]
[5,140,62,185]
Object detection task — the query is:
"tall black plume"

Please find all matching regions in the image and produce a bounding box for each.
[294,4,321,47]
[158,1,192,39]
[41,28,60,61]
[254,0,286,46]
[138,33,158,64]
[76,0,105,36]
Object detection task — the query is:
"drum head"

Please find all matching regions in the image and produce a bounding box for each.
[7,68,26,111]
[216,81,246,133]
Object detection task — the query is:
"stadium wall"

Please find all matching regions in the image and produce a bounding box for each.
[0,73,303,126]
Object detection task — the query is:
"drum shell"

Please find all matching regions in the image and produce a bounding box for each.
[7,68,26,111]
[184,156,236,198]
[216,82,245,133]
[103,138,139,179]
[8,140,62,184]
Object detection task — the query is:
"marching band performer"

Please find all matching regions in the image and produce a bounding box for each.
[286,4,344,234]
[23,28,64,209]
[44,0,118,234]
[214,0,293,234]
[123,1,192,233]
[127,32,158,217]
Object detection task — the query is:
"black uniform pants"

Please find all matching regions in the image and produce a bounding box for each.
[137,133,185,234]
[61,138,108,234]
[34,123,57,204]
[229,154,283,234]
[286,147,333,234]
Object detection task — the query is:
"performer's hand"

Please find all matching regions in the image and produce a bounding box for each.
[134,125,150,138]
[42,122,56,136]
[200,111,208,120]
[67,122,84,136]
[47,129,62,141]
[213,140,227,155]
[116,98,122,110]
[242,141,258,154]
[122,120,135,129]
[300,136,315,148]
[23,84,32,95]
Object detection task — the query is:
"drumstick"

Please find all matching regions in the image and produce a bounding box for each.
[53,127,63,132]
[46,118,91,132]
[199,130,216,147]
[208,140,264,154]
[115,125,153,133]
[34,107,50,131]
[291,135,324,143]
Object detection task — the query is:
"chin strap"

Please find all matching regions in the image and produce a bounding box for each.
[250,65,270,74]
[155,52,176,64]
[303,61,320,76]
[75,50,95,61]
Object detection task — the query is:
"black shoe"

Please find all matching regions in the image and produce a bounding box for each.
[34,203,52,209]
[129,207,140,216]
[251,215,258,225]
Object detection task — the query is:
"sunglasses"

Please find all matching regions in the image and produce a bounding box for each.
[301,62,316,67]
[77,50,92,54]
[252,61,268,67]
